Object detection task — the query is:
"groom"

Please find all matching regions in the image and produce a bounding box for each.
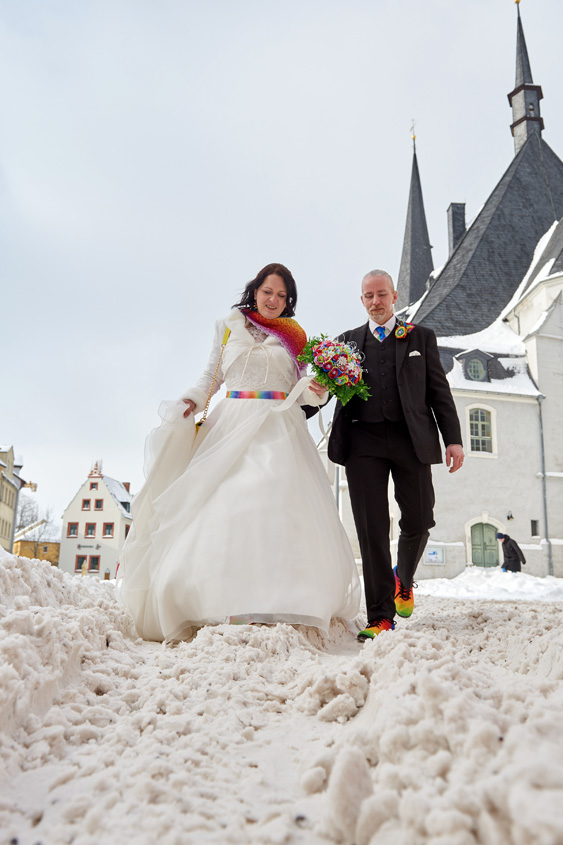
[318,270,463,640]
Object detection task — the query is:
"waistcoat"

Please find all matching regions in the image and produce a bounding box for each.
[348,329,404,422]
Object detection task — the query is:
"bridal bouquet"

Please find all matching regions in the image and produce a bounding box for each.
[298,336,370,406]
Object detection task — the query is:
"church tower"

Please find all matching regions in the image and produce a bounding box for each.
[410,2,563,336]
[508,0,544,154]
[396,133,433,310]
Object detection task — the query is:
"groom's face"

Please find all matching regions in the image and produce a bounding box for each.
[361,275,398,325]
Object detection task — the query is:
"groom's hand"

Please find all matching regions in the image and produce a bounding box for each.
[446,444,464,473]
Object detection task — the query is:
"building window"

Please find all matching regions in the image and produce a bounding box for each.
[95,499,103,510]
[43,545,48,553]
[469,408,493,454]
[82,499,91,510]
[85,523,96,537]
[103,523,114,538]
[531,520,539,536]
[467,358,487,381]
[90,482,98,490]
[67,523,78,537]
[75,555,87,571]
[89,556,100,571]
[125,524,130,538]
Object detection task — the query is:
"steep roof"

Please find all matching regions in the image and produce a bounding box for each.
[412,135,563,336]
[103,476,132,518]
[396,147,434,310]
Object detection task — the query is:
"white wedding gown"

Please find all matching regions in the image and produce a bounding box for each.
[117,308,361,641]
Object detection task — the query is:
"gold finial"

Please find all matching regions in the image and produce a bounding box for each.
[515,0,520,4]
[410,119,416,141]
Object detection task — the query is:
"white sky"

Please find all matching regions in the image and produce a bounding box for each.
[2,0,562,524]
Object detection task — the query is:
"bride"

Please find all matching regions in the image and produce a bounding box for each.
[117,263,361,641]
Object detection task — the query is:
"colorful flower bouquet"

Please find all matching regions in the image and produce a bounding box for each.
[298,336,371,406]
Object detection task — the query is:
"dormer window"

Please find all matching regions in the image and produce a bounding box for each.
[467,358,487,381]
[456,349,491,383]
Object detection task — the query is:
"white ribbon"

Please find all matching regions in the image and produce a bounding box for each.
[271,375,327,436]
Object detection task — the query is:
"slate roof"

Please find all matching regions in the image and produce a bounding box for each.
[396,148,434,311]
[412,135,563,336]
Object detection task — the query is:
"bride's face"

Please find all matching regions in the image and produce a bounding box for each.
[254,274,288,319]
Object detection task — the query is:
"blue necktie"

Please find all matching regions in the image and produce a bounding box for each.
[375,326,386,342]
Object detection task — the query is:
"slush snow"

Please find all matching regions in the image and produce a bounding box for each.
[1,547,563,844]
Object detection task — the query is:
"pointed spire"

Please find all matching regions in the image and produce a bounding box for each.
[396,128,433,310]
[508,2,544,155]
[515,2,533,87]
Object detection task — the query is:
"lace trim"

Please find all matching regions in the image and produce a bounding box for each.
[245,322,268,343]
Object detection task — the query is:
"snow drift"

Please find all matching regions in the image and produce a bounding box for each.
[1,549,563,845]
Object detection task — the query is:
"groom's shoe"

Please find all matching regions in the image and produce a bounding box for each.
[357,618,395,640]
[394,566,414,617]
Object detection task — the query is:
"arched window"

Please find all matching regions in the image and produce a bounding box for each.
[467,358,487,381]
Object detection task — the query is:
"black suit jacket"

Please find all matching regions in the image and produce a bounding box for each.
[327,321,462,466]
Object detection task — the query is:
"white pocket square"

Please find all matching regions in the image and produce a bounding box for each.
[409,350,422,357]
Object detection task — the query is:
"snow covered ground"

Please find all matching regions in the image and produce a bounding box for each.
[1,550,563,845]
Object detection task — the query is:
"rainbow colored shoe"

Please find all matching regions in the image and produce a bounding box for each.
[394,566,414,617]
[357,618,395,640]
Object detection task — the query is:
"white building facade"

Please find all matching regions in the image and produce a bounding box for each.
[58,463,133,579]
[319,7,563,581]
[320,245,563,580]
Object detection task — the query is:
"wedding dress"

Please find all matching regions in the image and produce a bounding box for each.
[117,308,361,641]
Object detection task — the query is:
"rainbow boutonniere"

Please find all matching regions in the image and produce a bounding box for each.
[394,320,415,340]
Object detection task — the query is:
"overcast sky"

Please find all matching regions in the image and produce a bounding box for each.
[2,0,562,527]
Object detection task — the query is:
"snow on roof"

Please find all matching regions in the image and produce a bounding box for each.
[438,316,525,355]
[402,287,428,322]
[103,476,132,518]
[500,221,559,317]
[455,348,494,360]
[447,358,540,397]
[15,525,60,543]
[525,307,553,338]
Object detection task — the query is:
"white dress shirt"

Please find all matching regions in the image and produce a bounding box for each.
[369,314,396,340]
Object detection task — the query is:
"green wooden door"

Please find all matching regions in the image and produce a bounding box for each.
[471,523,499,567]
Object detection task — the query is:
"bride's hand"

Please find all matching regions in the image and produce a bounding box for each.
[182,399,196,418]
[309,379,327,397]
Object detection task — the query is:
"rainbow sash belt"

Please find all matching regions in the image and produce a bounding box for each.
[226,390,288,399]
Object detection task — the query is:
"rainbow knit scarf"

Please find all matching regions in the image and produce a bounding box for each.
[241,308,307,374]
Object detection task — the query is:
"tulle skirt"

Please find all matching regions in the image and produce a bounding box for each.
[117,397,361,641]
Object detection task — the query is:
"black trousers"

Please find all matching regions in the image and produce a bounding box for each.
[345,419,435,623]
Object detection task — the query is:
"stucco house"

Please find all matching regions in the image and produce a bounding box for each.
[58,462,132,579]
[0,446,26,553]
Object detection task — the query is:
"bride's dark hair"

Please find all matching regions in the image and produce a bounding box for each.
[233,263,298,317]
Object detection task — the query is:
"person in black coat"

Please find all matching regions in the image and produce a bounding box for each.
[325,270,464,640]
[497,533,526,572]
